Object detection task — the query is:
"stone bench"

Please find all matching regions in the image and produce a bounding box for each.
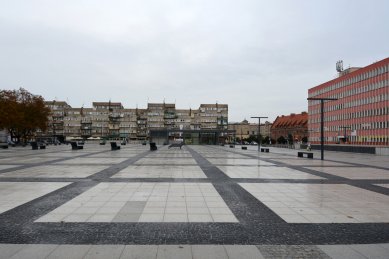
[150,142,157,151]
[71,142,83,150]
[110,142,121,150]
[297,151,313,159]
[31,142,46,150]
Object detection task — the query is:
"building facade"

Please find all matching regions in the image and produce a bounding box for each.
[271,112,308,143]
[43,102,229,143]
[228,120,272,141]
[308,58,389,146]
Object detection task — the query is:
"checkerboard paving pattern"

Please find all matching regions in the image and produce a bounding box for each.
[240,183,389,223]
[36,183,238,223]
[0,182,70,214]
[0,165,109,178]
[112,165,207,178]
[304,167,389,179]
[217,166,323,179]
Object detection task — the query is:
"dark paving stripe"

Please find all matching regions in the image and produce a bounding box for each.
[212,146,389,196]
[87,150,151,180]
[1,222,389,245]
[1,145,389,245]
[0,150,113,174]
[187,146,286,225]
[0,150,151,227]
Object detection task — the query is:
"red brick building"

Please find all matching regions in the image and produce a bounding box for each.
[308,58,389,146]
[271,112,308,143]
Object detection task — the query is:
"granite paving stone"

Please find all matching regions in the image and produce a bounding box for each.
[0,144,388,258]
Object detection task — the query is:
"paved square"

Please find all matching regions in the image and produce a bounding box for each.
[113,165,207,178]
[135,157,198,165]
[0,165,109,178]
[207,158,274,166]
[240,183,389,223]
[217,166,323,179]
[0,182,70,214]
[0,144,388,258]
[36,182,237,223]
[304,167,389,179]
[55,157,128,165]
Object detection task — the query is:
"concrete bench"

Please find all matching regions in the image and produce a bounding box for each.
[150,142,157,151]
[31,142,38,150]
[71,142,83,150]
[261,148,269,153]
[168,143,183,149]
[110,142,121,150]
[298,151,313,159]
[241,146,247,150]
[31,142,46,150]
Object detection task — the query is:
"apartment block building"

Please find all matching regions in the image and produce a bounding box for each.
[43,101,229,142]
[308,57,389,146]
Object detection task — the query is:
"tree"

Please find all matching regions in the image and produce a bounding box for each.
[277,136,286,144]
[262,136,270,145]
[0,88,50,143]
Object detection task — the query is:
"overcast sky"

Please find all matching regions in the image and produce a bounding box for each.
[1,0,388,122]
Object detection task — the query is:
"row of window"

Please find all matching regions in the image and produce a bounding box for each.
[309,63,389,97]
[309,136,389,143]
[310,96,388,115]
[310,107,389,123]
[310,120,389,132]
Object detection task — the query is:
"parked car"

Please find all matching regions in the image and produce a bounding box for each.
[250,141,258,145]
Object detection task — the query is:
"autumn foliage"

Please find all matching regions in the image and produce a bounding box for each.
[0,88,50,143]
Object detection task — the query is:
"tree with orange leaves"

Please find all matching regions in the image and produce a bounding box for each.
[0,88,50,143]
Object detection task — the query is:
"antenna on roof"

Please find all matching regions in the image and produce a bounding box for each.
[336,60,343,72]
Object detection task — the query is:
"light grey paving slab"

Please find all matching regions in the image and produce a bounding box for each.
[217,166,323,179]
[192,245,228,259]
[157,245,192,259]
[0,182,70,214]
[349,244,389,259]
[257,245,331,259]
[120,245,158,259]
[224,245,265,259]
[305,167,389,180]
[45,244,91,259]
[83,245,125,259]
[0,165,20,170]
[240,183,389,223]
[0,165,109,178]
[378,243,389,250]
[9,244,58,259]
[318,245,367,259]
[0,244,27,259]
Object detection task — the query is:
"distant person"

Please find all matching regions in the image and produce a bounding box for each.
[307,143,311,151]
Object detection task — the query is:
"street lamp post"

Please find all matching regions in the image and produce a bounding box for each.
[251,116,268,151]
[307,97,338,160]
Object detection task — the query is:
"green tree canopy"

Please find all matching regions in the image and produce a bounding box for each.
[0,88,50,143]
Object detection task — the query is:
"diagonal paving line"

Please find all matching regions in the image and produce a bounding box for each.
[0,149,115,174]
[0,149,152,227]
[186,146,286,225]
[209,146,389,196]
